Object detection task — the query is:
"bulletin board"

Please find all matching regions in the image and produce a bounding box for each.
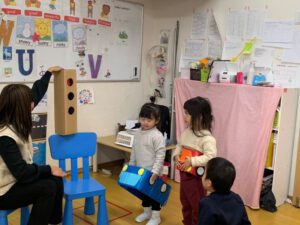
[0,0,143,83]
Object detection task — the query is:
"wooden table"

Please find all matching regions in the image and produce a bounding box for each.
[93,135,176,172]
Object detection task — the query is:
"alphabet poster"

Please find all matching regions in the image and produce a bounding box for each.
[52,20,68,48]
[34,18,52,46]
[63,0,81,22]
[16,15,34,46]
[0,0,143,82]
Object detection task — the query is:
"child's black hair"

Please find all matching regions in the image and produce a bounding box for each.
[183,96,213,135]
[205,157,236,193]
[139,103,160,122]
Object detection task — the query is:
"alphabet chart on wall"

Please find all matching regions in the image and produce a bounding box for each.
[0,0,143,82]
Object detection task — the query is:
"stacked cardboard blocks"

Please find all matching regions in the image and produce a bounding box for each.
[54,69,77,135]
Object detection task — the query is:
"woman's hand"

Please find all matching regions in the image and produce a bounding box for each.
[50,165,66,177]
[48,66,63,74]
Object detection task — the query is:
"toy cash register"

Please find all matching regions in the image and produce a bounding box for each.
[177,147,205,176]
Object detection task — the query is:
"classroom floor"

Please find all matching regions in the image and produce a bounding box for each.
[7,166,300,225]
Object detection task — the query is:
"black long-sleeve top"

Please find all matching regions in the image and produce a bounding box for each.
[198,191,251,225]
[0,71,52,183]
[31,71,52,107]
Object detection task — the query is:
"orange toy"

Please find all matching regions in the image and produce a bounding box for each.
[177,147,204,176]
[25,0,41,8]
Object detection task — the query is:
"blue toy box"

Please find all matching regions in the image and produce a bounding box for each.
[118,165,171,206]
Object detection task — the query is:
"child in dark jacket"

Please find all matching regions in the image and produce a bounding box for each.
[198,157,251,225]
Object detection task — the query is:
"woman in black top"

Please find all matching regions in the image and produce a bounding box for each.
[0,67,65,225]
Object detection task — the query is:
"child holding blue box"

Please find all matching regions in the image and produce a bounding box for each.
[129,103,166,225]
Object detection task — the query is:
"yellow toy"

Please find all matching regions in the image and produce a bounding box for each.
[4,0,16,6]
[231,37,256,62]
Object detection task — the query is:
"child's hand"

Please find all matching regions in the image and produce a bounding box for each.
[174,155,179,163]
[150,173,158,184]
[183,156,192,170]
[176,160,185,171]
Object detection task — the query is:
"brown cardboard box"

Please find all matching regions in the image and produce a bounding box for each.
[54,69,77,135]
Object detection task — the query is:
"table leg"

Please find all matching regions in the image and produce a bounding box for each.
[93,144,98,172]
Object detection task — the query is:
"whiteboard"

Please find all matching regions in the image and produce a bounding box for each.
[0,0,143,83]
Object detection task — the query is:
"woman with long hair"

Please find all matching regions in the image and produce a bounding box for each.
[0,67,65,225]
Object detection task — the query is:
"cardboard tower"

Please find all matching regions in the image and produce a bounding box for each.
[54,69,77,135]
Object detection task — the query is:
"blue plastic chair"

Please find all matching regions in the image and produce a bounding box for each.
[0,207,29,225]
[49,132,108,225]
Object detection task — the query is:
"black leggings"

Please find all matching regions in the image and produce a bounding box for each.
[140,193,161,211]
[0,176,63,225]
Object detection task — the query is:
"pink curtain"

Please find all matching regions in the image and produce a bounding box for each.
[175,79,284,208]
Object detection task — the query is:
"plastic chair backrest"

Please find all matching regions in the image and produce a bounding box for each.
[49,132,97,181]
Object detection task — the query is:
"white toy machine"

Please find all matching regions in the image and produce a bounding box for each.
[115,131,134,148]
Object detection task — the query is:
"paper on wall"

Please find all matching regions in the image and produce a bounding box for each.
[179,56,197,72]
[208,38,222,59]
[184,39,208,59]
[208,10,221,39]
[180,68,190,79]
[226,9,246,40]
[273,64,300,88]
[262,20,294,43]
[191,10,207,40]
[72,24,87,52]
[252,47,273,68]
[52,20,68,48]
[78,88,95,105]
[282,31,300,64]
[16,15,34,46]
[221,40,244,60]
[262,42,292,49]
[245,9,266,40]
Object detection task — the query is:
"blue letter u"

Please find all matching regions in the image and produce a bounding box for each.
[16,49,35,76]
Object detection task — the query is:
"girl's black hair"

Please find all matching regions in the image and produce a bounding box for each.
[139,103,160,122]
[184,96,213,136]
[205,157,236,193]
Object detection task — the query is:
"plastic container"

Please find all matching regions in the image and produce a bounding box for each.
[236,72,244,84]
[247,63,255,85]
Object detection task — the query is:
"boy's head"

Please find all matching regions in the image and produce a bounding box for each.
[202,157,236,194]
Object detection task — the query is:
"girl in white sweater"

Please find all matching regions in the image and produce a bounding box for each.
[129,103,166,225]
[174,96,217,225]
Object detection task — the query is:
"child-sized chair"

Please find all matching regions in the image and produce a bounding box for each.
[49,132,108,225]
[0,207,30,225]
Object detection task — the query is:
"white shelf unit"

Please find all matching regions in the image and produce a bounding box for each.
[270,88,299,206]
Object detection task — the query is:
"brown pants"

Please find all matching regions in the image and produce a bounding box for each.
[180,171,205,225]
